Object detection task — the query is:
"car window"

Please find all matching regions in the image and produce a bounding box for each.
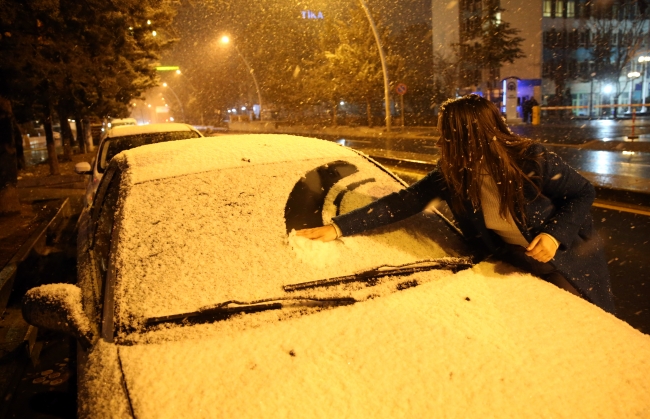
[92,171,121,301]
[98,131,202,172]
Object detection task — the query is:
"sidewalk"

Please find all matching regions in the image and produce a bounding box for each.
[0,153,90,274]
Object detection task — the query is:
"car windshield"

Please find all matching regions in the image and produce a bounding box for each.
[112,151,468,333]
[99,131,202,172]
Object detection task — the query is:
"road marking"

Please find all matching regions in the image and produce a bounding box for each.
[593,201,650,216]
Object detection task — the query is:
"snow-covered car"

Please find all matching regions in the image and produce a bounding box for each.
[74,122,203,206]
[24,135,650,418]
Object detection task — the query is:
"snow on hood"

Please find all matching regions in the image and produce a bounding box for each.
[117,262,650,419]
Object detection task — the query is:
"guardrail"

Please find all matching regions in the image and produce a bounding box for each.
[541,103,649,111]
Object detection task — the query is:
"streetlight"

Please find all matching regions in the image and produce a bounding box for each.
[358,0,392,131]
[638,56,650,112]
[220,35,263,121]
[162,82,186,123]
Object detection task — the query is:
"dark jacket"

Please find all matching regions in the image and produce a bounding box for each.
[334,144,615,313]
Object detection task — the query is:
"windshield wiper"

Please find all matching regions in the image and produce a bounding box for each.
[284,257,473,292]
[144,296,356,327]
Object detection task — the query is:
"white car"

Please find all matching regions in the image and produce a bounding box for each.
[25,135,650,418]
[74,122,203,206]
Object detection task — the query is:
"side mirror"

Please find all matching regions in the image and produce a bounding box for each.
[75,162,93,175]
[22,284,95,350]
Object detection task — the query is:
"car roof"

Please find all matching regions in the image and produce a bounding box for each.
[105,122,198,138]
[113,134,357,185]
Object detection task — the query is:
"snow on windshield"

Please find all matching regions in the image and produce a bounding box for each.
[113,140,457,330]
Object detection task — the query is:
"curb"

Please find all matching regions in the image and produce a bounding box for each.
[0,198,72,312]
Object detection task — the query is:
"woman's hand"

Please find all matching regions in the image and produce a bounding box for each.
[295,225,338,242]
[525,234,559,263]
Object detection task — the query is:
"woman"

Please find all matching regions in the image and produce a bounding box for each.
[297,94,615,313]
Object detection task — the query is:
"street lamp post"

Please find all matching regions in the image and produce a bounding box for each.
[221,36,263,121]
[639,56,650,113]
[162,82,186,123]
[358,0,391,132]
[627,71,641,113]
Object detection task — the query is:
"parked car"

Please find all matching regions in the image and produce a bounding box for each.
[107,118,137,128]
[25,135,650,418]
[74,122,202,206]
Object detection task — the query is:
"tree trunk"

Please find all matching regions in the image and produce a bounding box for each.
[331,103,338,127]
[43,105,60,176]
[57,102,74,160]
[83,118,94,153]
[11,115,26,170]
[0,97,21,215]
[74,116,86,154]
[366,97,373,128]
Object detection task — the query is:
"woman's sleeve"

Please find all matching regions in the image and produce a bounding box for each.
[333,169,446,237]
[536,147,595,248]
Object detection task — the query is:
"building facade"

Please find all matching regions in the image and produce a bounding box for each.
[433,0,650,118]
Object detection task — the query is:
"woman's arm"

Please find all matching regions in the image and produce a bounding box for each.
[296,168,446,242]
[535,147,595,249]
[332,168,447,237]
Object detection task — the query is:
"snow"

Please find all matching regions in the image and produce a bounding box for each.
[112,136,453,329]
[23,283,92,338]
[115,134,362,185]
[106,122,198,138]
[117,261,650,419]
[93,134,650,418]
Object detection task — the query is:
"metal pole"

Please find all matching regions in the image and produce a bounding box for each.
[589,78,594,119]
[234,45,263,121]
[642,60,648,113]
[359,0,391,131]
[629,78,634,113]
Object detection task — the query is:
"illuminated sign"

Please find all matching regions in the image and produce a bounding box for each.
[156,66,180,71]
[301,10,324,19]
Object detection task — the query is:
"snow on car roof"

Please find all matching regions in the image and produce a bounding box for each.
[114,134,359,185]
[106,122,197,138]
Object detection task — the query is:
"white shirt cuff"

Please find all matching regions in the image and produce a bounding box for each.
[331,222,342,238]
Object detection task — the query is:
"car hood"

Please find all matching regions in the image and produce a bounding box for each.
[117,262,650,419]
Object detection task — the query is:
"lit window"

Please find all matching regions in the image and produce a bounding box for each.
[556,0,564,18]
[567,0,575,17]
[543,0,552,17]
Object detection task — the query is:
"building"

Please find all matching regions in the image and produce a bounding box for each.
[432,0,650,118]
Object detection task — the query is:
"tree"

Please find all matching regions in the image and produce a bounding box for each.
[304,5,395,127]
[0,0,178,174]
[0,96,21,215]
[455,6,524,100]
[585,0,649,117]
[390,23,436,125]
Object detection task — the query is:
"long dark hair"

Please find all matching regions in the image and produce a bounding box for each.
[437,94,540,223]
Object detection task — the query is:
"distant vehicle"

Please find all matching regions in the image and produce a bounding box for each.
[24,135,650,418]
[107,118,137,128]
[74,122,202,206]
